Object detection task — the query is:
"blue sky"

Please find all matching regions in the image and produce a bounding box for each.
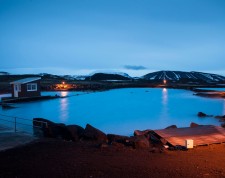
[0,0,225,76]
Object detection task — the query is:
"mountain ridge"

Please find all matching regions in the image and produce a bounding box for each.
[142,70,225,83]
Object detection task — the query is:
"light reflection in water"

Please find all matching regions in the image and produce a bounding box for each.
[61,91,68,97]
[160,88,169,123]
[59,97,68,122]
[223,99,225,115]
[162,88,168,106]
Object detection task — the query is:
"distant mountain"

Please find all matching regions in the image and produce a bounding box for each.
[73,75,89,80]
[143,71,225,83]
[85,73,131,81]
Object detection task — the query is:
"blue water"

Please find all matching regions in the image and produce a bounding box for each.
[0,88,224,135]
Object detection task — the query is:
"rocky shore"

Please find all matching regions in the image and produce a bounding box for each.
[0,118,225,177]
[33,118,165,151]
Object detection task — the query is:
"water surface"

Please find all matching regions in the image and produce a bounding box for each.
[0,88,224,135]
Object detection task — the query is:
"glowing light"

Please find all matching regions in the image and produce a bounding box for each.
[62,81,65,85]
[163,80,167,84]
[61,91,68,97]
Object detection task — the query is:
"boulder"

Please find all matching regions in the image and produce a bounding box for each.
[51,123,73,141]
[221,123,225,128]
[160,138,167,145]
[33,118,73,140]
[33,118,55,137]
[190,122,200,128]
[132,135,150,149]
[111,142,125,150]
[215,115,225,119]
[134,129,151,136]
[149,147,164,153]
[165,125,177,129]
[82,124,107,142]
[66,125,84,141]
[33,118,55,128]
[197,112,213,117]
[107,134,130,144]
[197,112,207,117]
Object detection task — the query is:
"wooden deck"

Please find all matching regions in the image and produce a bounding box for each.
[153,125,225,147]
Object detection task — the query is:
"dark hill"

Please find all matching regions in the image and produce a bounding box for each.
[85,73,131,81]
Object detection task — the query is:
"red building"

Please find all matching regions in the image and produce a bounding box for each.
[10,77,41,98]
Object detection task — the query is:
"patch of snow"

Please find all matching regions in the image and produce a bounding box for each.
[159,72,164,80]
[172,72,180,80]
[150,75,157,80]
[165,73,172,80]
[189,73,197,79]
[200,73,214,80]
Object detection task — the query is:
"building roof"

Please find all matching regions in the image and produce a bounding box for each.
[10,77,41,84]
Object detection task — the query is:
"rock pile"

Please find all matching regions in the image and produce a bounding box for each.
[32,118,165,151]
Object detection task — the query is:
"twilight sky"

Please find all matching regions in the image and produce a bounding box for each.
[0,0,225,76]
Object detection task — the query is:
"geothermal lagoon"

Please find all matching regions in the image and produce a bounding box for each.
[0,88,224,135]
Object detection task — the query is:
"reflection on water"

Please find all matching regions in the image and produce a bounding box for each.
[160,88,169,122]
[162,88,168,106]
[223,100,225,115]
[59,98,68,122]
[60,91,68,97]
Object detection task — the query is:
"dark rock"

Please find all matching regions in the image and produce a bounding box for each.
[149,147,164,153]
[174,145,188,151]
[111,142,125,150]
[165,125,177,129]
[33,118,73,140]
[134,129,151,136]
[66,125,84,141]
[190,122,200,128]
[107,134,130,144]
[132,135,150,149]
[197,112,207,117]
[197,112,213,117]
[33,118,55,127]
[99,143,109,149]
[33,118,55,137]
[82,124,107,142]
[160,138,167,145]
[215,115,225,121]
[52,123,72,141]
[221,123,225,128]
[43,123,72,141]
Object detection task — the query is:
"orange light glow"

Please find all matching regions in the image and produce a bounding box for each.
[163,80,167,84]
[55,82,70,90]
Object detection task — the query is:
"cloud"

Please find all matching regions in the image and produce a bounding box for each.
[124,65,147,70]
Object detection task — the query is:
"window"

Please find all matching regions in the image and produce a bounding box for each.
[27,83,37,91]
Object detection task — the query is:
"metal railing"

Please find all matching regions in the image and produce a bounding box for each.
[0,114,48,135]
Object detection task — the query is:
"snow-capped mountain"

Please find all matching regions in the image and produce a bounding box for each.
[143,71,225,83]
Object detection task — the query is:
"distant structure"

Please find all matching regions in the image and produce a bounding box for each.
[10,77,41,98]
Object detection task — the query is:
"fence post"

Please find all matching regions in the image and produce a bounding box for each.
[14,117,17,132]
